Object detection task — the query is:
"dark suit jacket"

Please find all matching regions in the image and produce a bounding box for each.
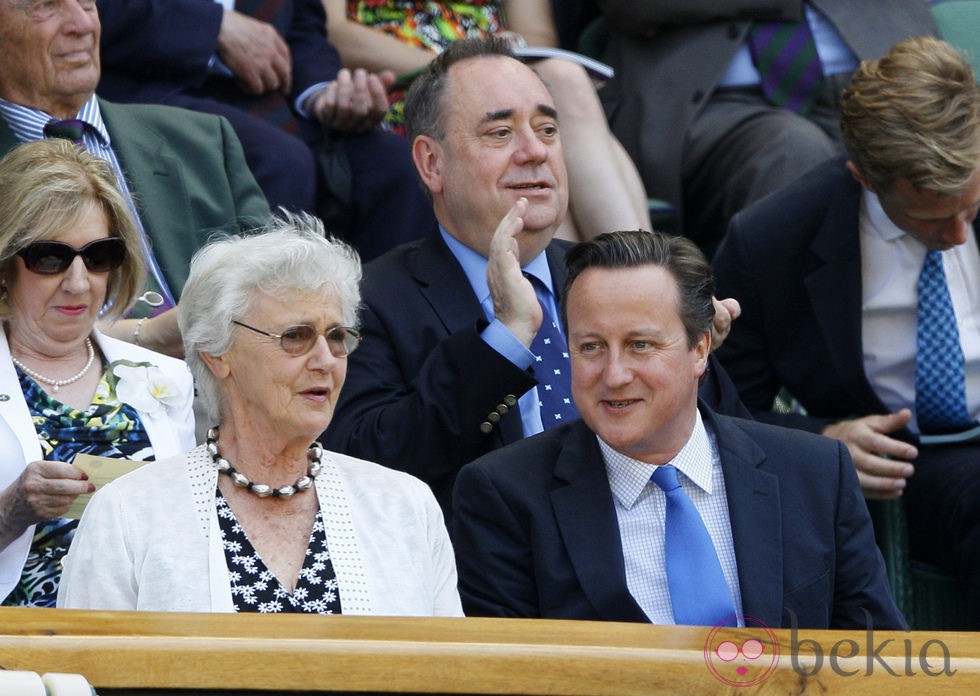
[0,99,271,296]
[714,157,980,434]
[596,0,937,228]
[97,0,338,129]
[325,232,748,517]
[452,404,905,630]
[324,233,562,515]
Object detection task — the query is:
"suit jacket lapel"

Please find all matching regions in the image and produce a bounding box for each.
[411,232,486,335]
[98,99,199,294]
[706,408,784,628]
[805,170,886,413]
[411,236,573,447]
[550,422,648,622]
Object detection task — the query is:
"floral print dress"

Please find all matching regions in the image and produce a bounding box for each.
[2,363,154,607]
[348,0,504,132]
[217,492,343,614]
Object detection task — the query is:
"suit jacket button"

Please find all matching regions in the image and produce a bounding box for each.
[503,394,517,406]
[488,411,501,423]
[496,404,509,415]
[480,421,494,434]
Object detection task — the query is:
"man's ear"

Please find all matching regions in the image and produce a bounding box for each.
[694,330,710,379]
[412,135,444,195]
[846,160,873,192]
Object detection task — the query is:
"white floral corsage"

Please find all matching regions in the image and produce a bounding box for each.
[106,360,186,418]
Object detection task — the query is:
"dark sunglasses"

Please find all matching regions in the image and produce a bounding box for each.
[233,320,363,357]
[16,238,126,275]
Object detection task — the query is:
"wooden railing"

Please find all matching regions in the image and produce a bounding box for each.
[1,608,979,694]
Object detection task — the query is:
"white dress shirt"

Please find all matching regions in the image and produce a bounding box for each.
[859,189,980,432]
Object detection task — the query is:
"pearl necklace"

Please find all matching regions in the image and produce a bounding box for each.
[206,426,323,499]
[11,338,96,393]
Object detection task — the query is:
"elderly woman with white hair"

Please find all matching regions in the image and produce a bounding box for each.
[59,215,462,616]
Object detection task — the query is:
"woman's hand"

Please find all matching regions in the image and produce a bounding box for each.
[0,461,93,550]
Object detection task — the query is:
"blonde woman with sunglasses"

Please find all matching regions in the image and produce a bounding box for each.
[59,214,461,617]
[0,139,194,607]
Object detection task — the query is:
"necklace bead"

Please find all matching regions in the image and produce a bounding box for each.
[206,426,322,499]
[11,338,96,393]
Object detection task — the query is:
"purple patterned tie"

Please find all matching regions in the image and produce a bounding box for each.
[747,20,825,115]
[43,119,87,146]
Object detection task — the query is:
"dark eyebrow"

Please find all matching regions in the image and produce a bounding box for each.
[481,109,514,124]
[480,104,559,124]
[537,104,559,120]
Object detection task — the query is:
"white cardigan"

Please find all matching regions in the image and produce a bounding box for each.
[58,445,463,617]
[0,328,195,601]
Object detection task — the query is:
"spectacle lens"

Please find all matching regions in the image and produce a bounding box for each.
[17,238,126,275]
[233,321,362,357]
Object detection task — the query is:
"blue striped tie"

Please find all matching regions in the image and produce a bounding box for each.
[747,20,825,115]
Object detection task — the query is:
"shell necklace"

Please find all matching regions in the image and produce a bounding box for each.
[11,337,96,392]
[206,426,323,499]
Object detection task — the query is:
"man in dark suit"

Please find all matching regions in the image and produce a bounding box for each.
[0,0,270,356]
[96,0,436,261]
[596,0,937,254]
[452,229,902,629]
[713,37,980,624]
[324,38,744,519]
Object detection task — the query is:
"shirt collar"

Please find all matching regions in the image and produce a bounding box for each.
[0,95,109,146]
[439,225,554,312]
[863,187,910,244]
[602,408,714,510]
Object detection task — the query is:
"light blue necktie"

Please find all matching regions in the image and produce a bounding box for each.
[651,465,736,626]
[915,250,976,434]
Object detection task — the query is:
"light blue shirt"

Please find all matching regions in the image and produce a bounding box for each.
[718,4,859,88]
[440,228,562,437]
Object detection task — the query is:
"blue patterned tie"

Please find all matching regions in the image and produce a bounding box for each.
[915,250,975,434]
[651,465,736,626]
[747,19,824,115]
[528,277,577,428]
[43,119,87,146]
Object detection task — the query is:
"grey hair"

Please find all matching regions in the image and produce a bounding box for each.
[178,212,362,424]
